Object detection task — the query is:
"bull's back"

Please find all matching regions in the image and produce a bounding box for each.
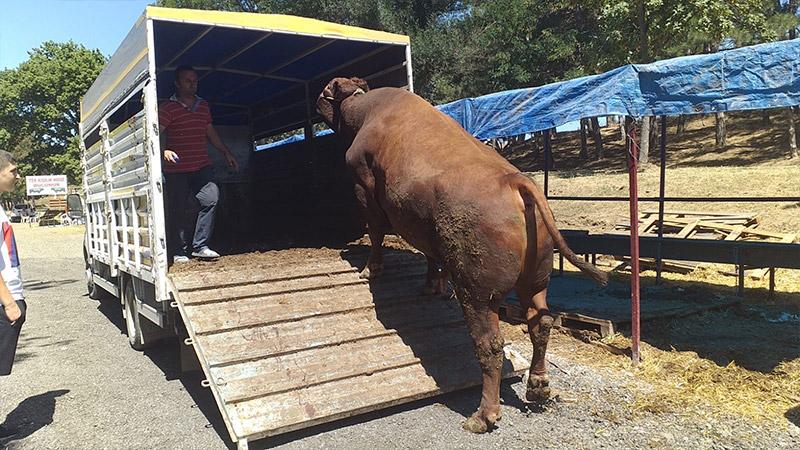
[362,89,517,180]
[358,89,532,286]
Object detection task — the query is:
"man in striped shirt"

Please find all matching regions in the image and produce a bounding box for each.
[159,66,239,263]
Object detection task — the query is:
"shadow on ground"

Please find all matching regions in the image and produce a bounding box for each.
[0,390,69,446]
[572,270,800,374]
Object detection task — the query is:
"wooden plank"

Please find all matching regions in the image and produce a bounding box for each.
[725,225,746,241]
[181,265,431,305]
[213,332,477,403]
[197,300,467,367]
[180,271,367,304]
[172,259,356,291]
[638,216,658,234]
[228,349,526,439]
[184,287,434,335]
[676,220,700,238]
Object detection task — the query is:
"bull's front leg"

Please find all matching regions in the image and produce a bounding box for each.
[352,182,386,280]
[423,256,448,295]
[457,287,504,433]
[362,224,385,279]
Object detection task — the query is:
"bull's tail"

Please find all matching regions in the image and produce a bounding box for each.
[509,173,608,286]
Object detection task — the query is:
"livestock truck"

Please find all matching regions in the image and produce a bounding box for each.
[80,7,526,449]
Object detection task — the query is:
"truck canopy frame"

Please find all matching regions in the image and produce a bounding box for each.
[80,6,413,138]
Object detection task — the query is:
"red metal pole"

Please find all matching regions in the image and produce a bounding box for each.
[627,118,641,365]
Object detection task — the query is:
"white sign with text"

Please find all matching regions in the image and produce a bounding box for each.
[26,175,68,196]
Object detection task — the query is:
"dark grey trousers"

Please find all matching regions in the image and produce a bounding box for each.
[0,300,26,376]
[164,166,219,256]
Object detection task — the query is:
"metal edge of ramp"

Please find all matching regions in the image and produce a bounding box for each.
[169,253,529,448]
[168,276,241,446]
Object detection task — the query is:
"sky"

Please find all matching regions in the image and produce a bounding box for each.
[0,0,153,70]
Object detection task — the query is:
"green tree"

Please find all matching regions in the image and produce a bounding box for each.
[0,41,106,183]
[595,0,792,66]
[154,0,798,103]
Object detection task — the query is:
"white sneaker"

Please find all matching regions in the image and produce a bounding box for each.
[173,254,190,263]
[192,247,220,259]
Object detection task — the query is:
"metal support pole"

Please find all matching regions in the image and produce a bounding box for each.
[656,115,667,284]
[303,82,314,143]
[769,268,775,296]
[738,264,745,297]
[627,119,641,365]
[543,129,552,198]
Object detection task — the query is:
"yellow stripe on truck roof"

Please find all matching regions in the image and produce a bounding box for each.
[146,6,411,45]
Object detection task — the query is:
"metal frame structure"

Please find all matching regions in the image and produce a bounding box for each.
[541,113,799,364]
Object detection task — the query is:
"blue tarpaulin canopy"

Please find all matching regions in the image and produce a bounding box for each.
[438,39,800,140]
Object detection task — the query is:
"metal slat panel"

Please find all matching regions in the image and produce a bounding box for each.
[109,130,145,160]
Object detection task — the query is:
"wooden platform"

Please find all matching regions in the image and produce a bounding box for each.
[169,249,528,446]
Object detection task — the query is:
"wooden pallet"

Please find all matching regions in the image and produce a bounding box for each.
[499,301,615,337]
[47,198,67,211]
[639,210,760,224]
[613,210,797,276]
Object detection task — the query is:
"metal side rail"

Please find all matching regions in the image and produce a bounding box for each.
[168,252,528,449]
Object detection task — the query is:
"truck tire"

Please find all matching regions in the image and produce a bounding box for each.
[122,281,150,351]
[84,251,104,300]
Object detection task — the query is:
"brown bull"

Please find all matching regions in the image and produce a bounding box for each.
[317,77,608,433]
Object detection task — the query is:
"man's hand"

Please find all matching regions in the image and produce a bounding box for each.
[164,150,180,164]
[224,150,239,172]
[207,125,239,172]
[4,302,21,323]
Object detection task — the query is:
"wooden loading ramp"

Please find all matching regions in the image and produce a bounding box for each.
[169,249,529,449]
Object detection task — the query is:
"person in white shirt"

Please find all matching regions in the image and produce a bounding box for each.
[0,150,25,377]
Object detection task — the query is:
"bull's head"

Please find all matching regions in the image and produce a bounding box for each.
[316,77,370,133]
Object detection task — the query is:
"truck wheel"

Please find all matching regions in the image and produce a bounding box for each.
[122,281,149,351]
[85,257,104,300]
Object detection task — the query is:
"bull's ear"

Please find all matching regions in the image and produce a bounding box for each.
[351,77,370,92]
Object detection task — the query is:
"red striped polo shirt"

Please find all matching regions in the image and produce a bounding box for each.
[158,96,213,174]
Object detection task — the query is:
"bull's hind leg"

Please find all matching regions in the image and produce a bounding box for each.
[457,287,505,433]
[517,286,554,403]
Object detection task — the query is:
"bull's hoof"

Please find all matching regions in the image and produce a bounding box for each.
[526,374,551,403]
[422,280,449,297]
[461,409,500,434]
[359,265,383,280]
